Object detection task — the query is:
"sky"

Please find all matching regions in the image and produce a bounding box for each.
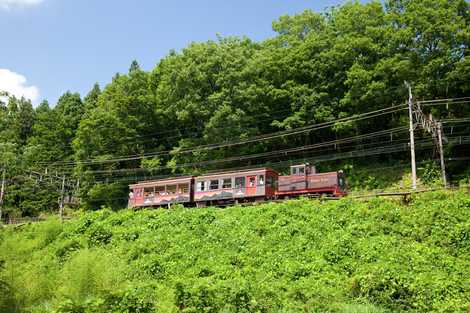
[0,0,347,106]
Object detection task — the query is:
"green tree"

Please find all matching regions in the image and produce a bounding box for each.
[83,83,101,115]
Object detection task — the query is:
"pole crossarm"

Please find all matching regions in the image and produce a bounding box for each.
[407,87,449,188]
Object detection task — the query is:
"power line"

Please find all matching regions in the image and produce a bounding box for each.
[33,120,470,178]
[70,98,470,148]
[73,126,411,175]
[37,105,408,166]
[83,133,470,185]
[75,137,470,198]
[417,97,470,104]
[41,125,412,176]
[28,96,470,169]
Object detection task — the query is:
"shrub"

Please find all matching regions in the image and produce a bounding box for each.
[85,224,112,246]
[57,249,127,302]
[55,238,83,261]
[1,192,469,312]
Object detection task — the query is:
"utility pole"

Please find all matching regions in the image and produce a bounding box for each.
[405,81,417,190]
[59,175,65,222]
[0,168,5,223]
[437,122,447,187]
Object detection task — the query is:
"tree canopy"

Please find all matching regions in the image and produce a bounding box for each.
[0,0,468,213]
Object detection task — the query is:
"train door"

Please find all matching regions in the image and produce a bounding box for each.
[133,188,144,206]
[246,175,257,196]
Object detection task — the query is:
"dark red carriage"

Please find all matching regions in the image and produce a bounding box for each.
[276,164,346,197]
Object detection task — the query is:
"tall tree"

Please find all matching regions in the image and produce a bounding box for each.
[83,83,101,115]
[54,91,84,159]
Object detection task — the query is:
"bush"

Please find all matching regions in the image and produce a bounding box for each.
[0,191,469,312]
[57,249,127,302]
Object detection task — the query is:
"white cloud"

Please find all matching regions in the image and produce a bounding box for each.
[0,69,40,104]
[0,0,44,10]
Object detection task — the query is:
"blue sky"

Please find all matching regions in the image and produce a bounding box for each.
[0,0,347,106]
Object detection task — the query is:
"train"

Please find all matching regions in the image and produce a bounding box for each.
[128,163,347,208]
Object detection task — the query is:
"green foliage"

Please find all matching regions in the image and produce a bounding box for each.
[83,183,128,211]
[0,192,469,312]
[0,0,469,214]
[57,249,127,301]
[419,162,442,186]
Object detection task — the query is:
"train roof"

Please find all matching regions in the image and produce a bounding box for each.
[194,167,277,179]
[129,175,193,188]
[129,167,279,188]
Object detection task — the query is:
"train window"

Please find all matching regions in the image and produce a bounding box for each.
[144,187,154,197]
[210,180,219,190]
[266,176,273,187]
[155,186,165,195]
[299,167,305,175]
[235,177,245,188]
[167,185,177,194]
[197,181,205,192]
[249,177,256,187]
[222,178,232,188]
[179,183,189,193]
[259,175,265,185]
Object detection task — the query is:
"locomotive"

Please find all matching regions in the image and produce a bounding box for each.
[128,164,346,208]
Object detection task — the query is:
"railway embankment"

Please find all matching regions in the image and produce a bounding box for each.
[0,190,469,312]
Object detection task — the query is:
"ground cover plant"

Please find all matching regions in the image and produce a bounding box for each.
[0,190,469,312]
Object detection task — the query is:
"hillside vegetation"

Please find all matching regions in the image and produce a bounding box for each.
[1,191,469,312]
[1,0,469,216]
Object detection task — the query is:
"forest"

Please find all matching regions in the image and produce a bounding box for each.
[0,0,469,217]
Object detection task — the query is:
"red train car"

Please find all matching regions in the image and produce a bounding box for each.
[128,164,346,208]
[129,176,194,208]
[276,164,346,198]
[193,168,278,206]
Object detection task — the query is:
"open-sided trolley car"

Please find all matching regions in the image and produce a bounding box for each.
[129,176,194,208]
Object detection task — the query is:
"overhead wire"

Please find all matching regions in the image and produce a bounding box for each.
[30,97,470,169]
[38,124,413,176]
[36,104,408,166]
[33,97,470,168]
[64,126,410,175]
[18,96,470,190]
[29,119,470,181]
[82,137,470,195]
[31,117,470,177]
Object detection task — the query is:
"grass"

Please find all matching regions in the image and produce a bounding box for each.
[0,190,469,312]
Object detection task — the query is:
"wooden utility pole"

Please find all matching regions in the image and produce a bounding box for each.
[437,122,447,187]
[0,168,5,223]
[405,81,417,190]
[59,175,65,222]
